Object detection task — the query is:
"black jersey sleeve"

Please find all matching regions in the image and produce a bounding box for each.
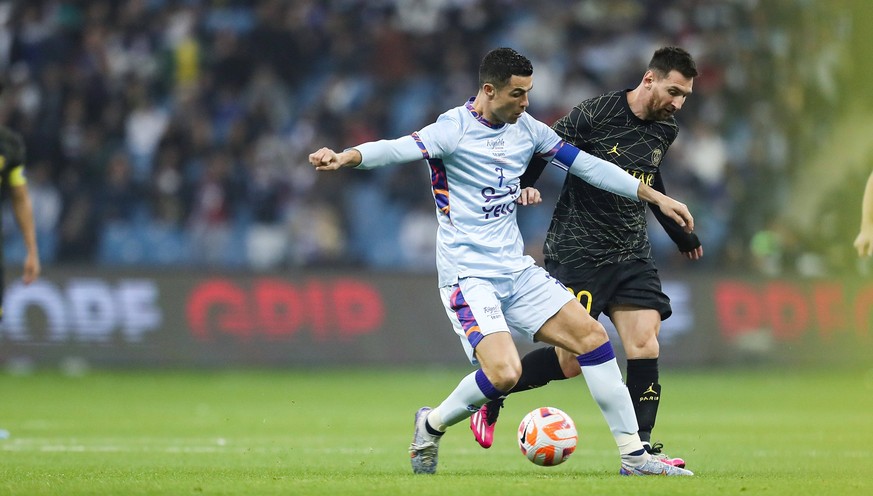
[520,155,549,188]
[648,172,701,252]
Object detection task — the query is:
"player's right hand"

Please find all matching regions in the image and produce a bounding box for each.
[517,187,542,206]
[855,229,873,257]
[657,197,694,233]
[309,147,342,171]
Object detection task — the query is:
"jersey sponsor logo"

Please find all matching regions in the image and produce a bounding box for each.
[607,143,621,156]
[486,137,505,150]
[480,166,519,219]
[630,170,655,186]
[652,148,663,166]
[483,304,502,320]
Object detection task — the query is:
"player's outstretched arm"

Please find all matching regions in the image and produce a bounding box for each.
[855,171,873,257]
[310,135,430,172]
[10,183,40,284]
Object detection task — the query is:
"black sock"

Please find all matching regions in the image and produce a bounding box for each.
[626,358,660,445]
[508,346,567,394]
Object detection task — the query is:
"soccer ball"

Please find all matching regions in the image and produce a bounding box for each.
[517,406,578,466]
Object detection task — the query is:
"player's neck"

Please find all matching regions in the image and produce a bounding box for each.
[626,85,651,121]
[471,93,498,124]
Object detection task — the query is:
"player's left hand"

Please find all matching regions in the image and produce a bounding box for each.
[22,253,40,285]
[517,187,542,206]
[682,245,704,260]
[855,229,873,257]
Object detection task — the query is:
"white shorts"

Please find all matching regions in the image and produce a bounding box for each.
[439,265,574,365]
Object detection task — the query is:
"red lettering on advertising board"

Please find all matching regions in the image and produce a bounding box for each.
[333,279,383,336]
[188,280,250,340]
[253,279,304,338]
[714,282,763,339]
[186,278,385,341]
[813,284,846,339]
[764,282,808,340]
[715,281,871,342]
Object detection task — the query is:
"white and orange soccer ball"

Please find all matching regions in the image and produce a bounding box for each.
[517,406,578,466]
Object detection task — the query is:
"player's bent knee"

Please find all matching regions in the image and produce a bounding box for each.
[483,361,522,392]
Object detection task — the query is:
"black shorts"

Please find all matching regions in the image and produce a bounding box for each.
[544,258,672,321]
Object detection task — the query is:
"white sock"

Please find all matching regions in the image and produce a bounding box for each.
[429,370,489,431]
[579,357,645,457]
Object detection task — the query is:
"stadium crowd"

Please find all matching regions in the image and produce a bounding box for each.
[0,0,855,274]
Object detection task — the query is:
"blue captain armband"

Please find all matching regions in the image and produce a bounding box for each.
[551,142,580,171]
[561,142,642,201]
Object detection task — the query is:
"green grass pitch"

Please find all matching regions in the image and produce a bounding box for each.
[1,366,871,495]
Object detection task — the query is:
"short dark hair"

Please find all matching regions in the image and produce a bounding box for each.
[479,47,533,89]
[648,47,698,79]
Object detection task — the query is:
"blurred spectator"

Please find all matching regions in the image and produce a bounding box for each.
[96,150,144,223]
[0,0,859,274]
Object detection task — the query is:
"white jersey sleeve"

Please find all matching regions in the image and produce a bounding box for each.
[545,140,641,201]
[353,113,462,169]
[408,113,463,159]
[531,118,563,156]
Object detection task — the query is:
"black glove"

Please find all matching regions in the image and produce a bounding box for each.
[672,231,701,253]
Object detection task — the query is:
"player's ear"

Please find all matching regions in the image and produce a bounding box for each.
[483,82,496,98]
[643,70,655,89]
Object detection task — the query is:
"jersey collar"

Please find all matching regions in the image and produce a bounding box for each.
[465,97,505,129]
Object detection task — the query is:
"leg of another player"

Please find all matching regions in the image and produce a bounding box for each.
[535,300,646,463]
[513,345,580,392]
[610,305,661,446]
[539,303,691,475]
[609,304,687,468]
[470,345,580,448]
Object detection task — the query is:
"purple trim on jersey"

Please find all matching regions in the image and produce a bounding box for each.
[550,141,579,172]
[576,342,616,367]
[411,132,430,159]
[475,368,505,400]
[465,97,505,129]
[449,286,483,348]
[429,158,451,218]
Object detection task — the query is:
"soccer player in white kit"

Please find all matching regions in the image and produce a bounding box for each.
[309,47,694,476]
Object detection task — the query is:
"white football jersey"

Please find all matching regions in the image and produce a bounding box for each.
[412,99,561,287]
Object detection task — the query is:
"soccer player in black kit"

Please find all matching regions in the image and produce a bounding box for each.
[0,82,41,320]
[469,47,701,469]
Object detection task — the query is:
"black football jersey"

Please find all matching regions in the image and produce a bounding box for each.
[544,90,678,268]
